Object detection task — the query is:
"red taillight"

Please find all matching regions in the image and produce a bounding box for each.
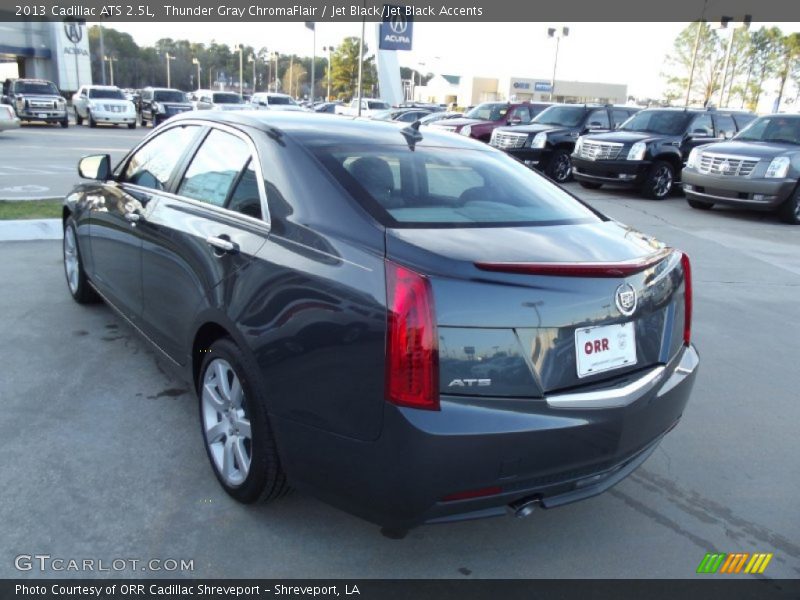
[681,252,692,345]
[385,261,439,410]
[441,486,502,502]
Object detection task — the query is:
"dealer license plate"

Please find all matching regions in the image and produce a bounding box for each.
[575,322,637,378]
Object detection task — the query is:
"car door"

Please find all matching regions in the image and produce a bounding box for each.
[89,124,203,321]
[75,87,88,117]
[682,113,717,160]
[585,108,612,133]
[141,89,153,120]
[137,124,270,363]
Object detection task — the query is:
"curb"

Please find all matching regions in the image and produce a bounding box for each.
[0,219,62,241]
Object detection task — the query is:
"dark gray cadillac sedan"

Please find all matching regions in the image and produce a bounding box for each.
[62,111,698,532]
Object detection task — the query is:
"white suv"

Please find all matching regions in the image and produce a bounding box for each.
[72,85,136,128]
[250,93,304,112]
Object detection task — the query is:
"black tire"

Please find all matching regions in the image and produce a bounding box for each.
[127,122,136,129]
[63,218,100,304]
[140,114,147,127]
[60,118,69,128]
[74,108,83,126]
[88,111,97,128]
[152,116,160,128]
[579,181,603,190]
[777,186,800,225]
[544,149,573,183]
[687,198,714,210]
[198,338,290,504]
[642,160,675,199]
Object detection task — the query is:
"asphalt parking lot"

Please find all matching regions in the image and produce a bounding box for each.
[0,123,799,580]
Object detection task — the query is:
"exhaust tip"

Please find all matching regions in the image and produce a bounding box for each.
[508,496,540,519]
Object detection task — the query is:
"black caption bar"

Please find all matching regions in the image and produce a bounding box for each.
[4,580,800,600]
[1,0,800,22]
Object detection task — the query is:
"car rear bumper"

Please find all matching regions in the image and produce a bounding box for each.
[683,170,796,209]
[272,344,699,530]
[572,157,650,186]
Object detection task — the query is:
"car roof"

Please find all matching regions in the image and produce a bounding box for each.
[169,111,486,149]
[86,85,121,89]
[14,78,55,84]
[147,87,182,92]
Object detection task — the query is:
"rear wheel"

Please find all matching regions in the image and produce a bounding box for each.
[60,118,69,128]
[127,122,136,129]
[687,198,714,210]
[777,187,800,225]
[63,218,99,304]
[642,160,674,199]
[74,108,83,126]
[579,181,603,190]
[140,114,147,127]
[545,149,573,183]
[198,338,290,503]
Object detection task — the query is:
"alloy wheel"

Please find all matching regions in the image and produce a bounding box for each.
[63,226,79,294]
[652,165,672,198]
[553,154,572,182]
[201,359,252,487]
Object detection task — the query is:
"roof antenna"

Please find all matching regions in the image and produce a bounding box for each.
[400,120,423,151]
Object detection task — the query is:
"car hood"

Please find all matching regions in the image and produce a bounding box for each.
[498,123,565,135]
[434,117,490,128]
[583,131,656,144]
[18,95,62,102]
[215,104,247,110]
[697,140,798,158]
[160,102,193,109]
[388,220,663,265]
[269,105,305,111]
[90,99,131,107]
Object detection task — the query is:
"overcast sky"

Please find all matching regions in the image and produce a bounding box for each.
[107,21,799,98]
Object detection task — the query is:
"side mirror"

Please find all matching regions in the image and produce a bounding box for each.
[508,117,522,125]
[78,154,111,181]
[692,128,710,137]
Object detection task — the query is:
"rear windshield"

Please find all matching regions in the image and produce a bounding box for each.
[269,95,296,105]
[311,145,600,228]
[15,81,59,95]
[735,116,800,145]
[154,90,186,102]
[213,93,242,104]
[368,101,390,110]
[465,103,509,121]
[89,88,125,100]
[534,105,587,127]
[620,110,692,135]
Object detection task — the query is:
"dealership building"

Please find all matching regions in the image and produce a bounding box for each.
[0,21,92,92]
[413,74,628,107]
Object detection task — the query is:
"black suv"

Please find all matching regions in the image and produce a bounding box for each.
[572,107,755,199]
[1,78,69,127]
[138,87,193,127]
[490,104,639,183]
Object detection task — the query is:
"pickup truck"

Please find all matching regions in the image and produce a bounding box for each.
[429,101,550,142]
[335,98,391,117]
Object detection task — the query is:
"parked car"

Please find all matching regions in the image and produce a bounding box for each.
[139,87,193,127]
[682,113,800,224]
[194,91,248,111]
[0,103,21,132]
[371,107,433,123]
[335,98,391,117]
[429,101,551,142]
[72,85,137,129]
[571,107,755,199]
[250,92,304,111]
[418,111,463,126]
[61,112,697,533]
[314,101,343,114]
[1,78,69,127]
[490,104,639,183]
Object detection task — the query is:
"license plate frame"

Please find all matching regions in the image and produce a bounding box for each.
[575,322,637,378]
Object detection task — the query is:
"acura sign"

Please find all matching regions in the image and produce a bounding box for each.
[379,6,413,51]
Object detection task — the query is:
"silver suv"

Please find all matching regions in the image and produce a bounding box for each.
[1,78,69,127]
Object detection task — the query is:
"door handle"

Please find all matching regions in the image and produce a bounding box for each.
[206,236,239,254]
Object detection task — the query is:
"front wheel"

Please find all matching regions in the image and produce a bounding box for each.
[127,122,136,129]
[642,160,674,199]
[74,108,83,126]
[60,118,69,128]
[63,218,99,304]
[545,149,573,183]
[579,181,603,190]
[198,338,290,504]
[88,111,97,128]
[777,187,800,224]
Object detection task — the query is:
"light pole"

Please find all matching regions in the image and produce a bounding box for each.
[248,54,256,93]
[233,44,244,95]
[306,22,316,102]
[357,3,365,116]
[716,15,751,108]
[546,26,569,102]
[192,58,201,91]
[323,45,333,100]
[103,55,117,86]
[165,52,175,88]
[273,52,279,92]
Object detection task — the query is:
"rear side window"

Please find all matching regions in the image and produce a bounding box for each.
[587,109,610,129]
[122,125,199,190]
[312,145,600,227]
[690,114,714,136]
[612,109,634,127]
[732,113,756,129]
[512,106,532,123]
[178,129,251,207]
[715,114,736,138]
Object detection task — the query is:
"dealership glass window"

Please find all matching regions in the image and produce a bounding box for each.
[122,125,200,190]
[178,129,252,207]
[715,114,736,139]
[587,109,610,129]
